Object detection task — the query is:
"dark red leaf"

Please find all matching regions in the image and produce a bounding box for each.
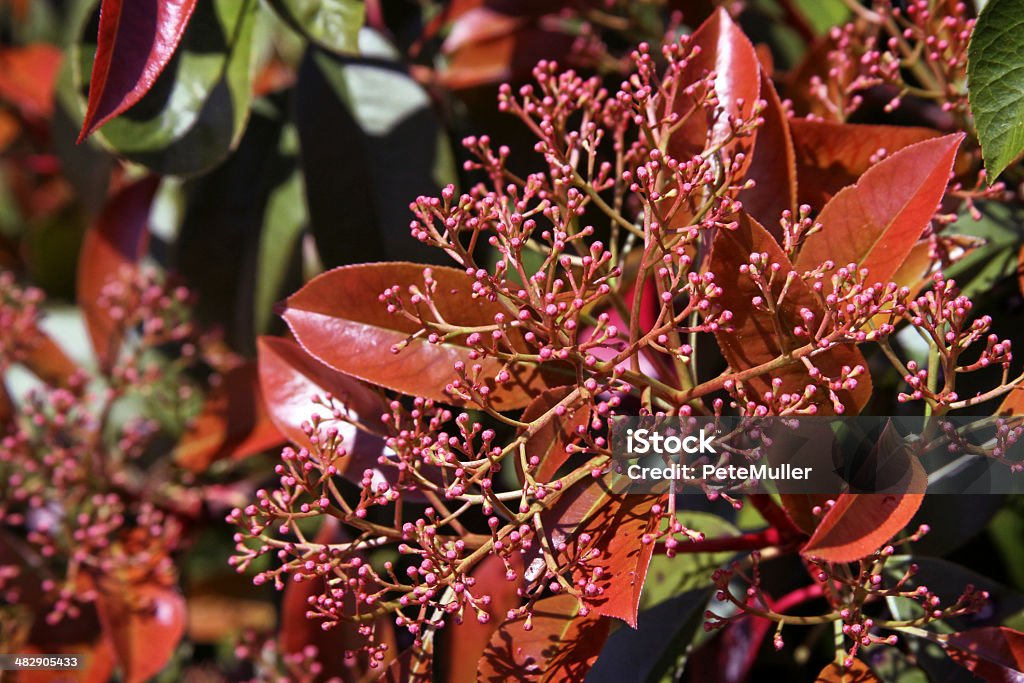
[737,67,796,238]
[78,0,199,141]
[540,476,659,627]
[709,212,872,413]
[174,361,285,473]
[378,645,432,683]
[946,626,1024,680]
[0,44,62,120]
[439,553,523,683]
[801,424,927,562]
[282,263,558,409]
[477,593,610,682]
[795,134,964,290]
[789,119,941,211]
[77,177,158,369]
[668,8,761,174]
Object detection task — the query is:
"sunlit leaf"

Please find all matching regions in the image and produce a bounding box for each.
[477,593,610,682]
[267,0,364,55]
[795,134,964,289]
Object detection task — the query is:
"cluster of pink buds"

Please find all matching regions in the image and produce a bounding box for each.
[0,270,45,371]
[805,1,975,120]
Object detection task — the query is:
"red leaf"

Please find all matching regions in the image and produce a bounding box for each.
[0,44,62,119]
[282,263,558,409]
[477,593,610,682]
[77,177,158,369]
[815,658,882,682]
[737,68,797,237]
[540,476,659,627]
[439,553,523,683]
[795,133,964,290]
[257,336,414,490]
[174,362,285,473]
[709,212,872,413]
[279,518,397,682]
[801,424,927,562]
[78,0,198,141]
[517,386,589,484]
[91,577,186,683]
[790,119,941,211]
[21,328,79,387]
[946,626,1024,680]
[668,8,761,174]
[257,336,388,449]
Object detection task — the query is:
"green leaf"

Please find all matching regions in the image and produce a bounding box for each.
[943,201,1024,299]
[267,0,364,55]
[639,512,739,612]
[968,0,1024,181]
[70,0,257,175]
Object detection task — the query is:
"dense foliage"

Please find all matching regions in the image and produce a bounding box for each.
[4,0,1024,681]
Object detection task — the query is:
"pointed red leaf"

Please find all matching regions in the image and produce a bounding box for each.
[795,134,964,290]
[21,328,79,387]
[801,425,927,562]
[946,626,1024,680]
[540,477,659,627]
[709,212,872,413]
[282,263,558,409]
[790,119,941,211]
[477,593,610,682]
[78,0,198,141]
[737,68,797,238]
[77,177,158,369]
[668,8,761,171]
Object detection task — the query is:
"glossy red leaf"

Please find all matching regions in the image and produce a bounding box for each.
[77,177,158,370]
[946,626,1024,680]
[477,592,610,682]
[789,119,941,211]
[439,553,523,683]
[801,426,927,562]
[540,476,659,627]
[91,578,186,683]
[815,658,882,682]
[77,0,198,141]
[21,328,79,387]
[0,44,62,119]
[257,336,415,491]
[257,336,388,449]
[668,8,761,173]
[709,212,872,413]
[174,361,285,473]
[737,67,796,238]
[795,133,964,290]
[282,263,557,409]
[280,518,397,682]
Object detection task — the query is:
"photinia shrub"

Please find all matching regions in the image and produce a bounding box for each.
[4,1,1024,682]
